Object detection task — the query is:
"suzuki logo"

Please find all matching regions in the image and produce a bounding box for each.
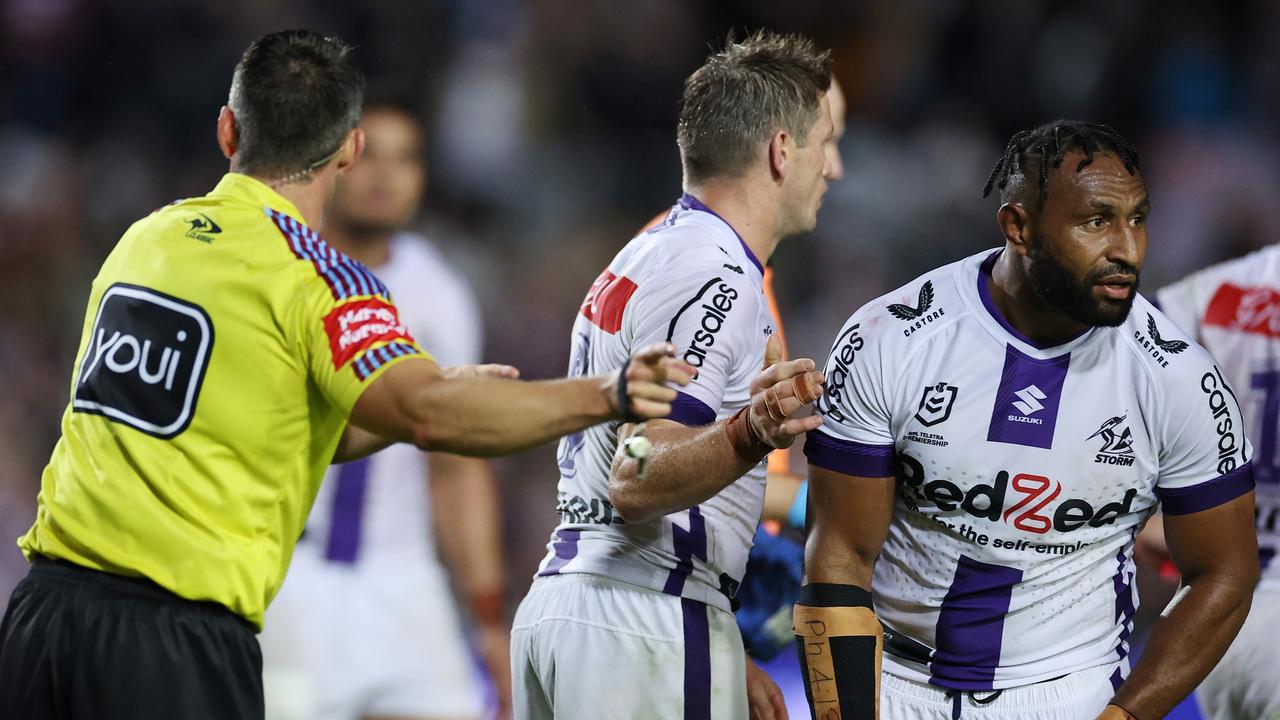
[1012,384,1047,416]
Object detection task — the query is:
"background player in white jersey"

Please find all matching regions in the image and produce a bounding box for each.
[261,101,511,720]
[511,32,832,720]
[795,120,1260,720]
[1157,252,1280,719]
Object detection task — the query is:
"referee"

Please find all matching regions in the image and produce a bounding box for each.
[0,30,690,719]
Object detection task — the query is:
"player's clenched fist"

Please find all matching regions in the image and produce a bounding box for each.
[743,334,824,450]
[601,342,697,421]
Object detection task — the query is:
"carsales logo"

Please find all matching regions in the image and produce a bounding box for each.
[898,453,1137,534]
[323,298,414,368]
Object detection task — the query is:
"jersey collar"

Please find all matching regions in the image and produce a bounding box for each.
[209,173,307,226]
[678,193,765,276]
[963,248,1097,356]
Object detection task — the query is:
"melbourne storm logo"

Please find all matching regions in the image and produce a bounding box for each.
[1088,414,1136,466]
[888,281,945,337]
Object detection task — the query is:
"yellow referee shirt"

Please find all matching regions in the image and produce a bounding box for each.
[19,173,427,629]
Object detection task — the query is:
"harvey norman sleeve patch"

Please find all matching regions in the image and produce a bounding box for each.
[323,297,416,369]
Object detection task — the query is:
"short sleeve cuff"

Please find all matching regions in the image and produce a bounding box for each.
[803,430,897,477]
[340,342,431,416]
[1157,461,1255,515]
[667,391,717,426]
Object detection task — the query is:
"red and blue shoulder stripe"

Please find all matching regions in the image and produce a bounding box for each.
[266,208,392,301]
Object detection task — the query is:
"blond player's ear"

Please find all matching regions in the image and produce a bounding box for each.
[336,127,364,172]
[767,129,789,181]
[217,106,238,161]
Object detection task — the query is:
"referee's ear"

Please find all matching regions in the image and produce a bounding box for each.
[217,106,239,162]
[335,127,365,173]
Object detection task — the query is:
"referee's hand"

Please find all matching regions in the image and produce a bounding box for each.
[603,342,697,421]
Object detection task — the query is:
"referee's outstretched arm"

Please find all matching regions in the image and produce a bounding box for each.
[341,342,694,460]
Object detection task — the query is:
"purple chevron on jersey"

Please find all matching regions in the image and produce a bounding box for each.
[663,507,708,596]
[987,345,1070,449]
[930,554,1023,690]
[537,528,582,576]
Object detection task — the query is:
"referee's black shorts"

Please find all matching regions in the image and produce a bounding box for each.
[0,556,264,719]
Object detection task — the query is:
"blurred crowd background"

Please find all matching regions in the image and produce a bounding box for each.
[1,0,1277,684]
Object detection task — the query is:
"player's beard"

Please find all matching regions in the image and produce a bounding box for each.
[1026,236,1140,328]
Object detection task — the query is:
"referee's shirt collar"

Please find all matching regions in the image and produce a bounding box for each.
[210,172,306,225]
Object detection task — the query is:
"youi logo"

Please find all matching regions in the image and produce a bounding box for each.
[74,284,213,438]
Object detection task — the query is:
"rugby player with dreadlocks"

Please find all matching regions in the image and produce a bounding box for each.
[794,119,1259,719]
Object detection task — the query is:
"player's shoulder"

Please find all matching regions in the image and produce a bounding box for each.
[833,254,973,359]
[1118,293,1218,382]
[634,208,755,277]
[1175,243,1280,292]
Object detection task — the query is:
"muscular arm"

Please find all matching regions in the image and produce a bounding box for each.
[802,466,897,588]
[1109,492,1259,719]
[607,348,824,524]
[347,345,691,458]
[430,452,511,714]
[761,471,804,525]
[431,452,506,603]
[608,418,760,523]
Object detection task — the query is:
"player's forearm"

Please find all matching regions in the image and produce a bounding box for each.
[608,421,758,524]
[803,529,876,590]
[406,375,614,456]
[760,471,803,524]
[430,454,507,620]
[1110,574,1254,718]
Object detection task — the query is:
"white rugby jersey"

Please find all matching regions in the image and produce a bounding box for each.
[806,248,1255,692]
[536,194,774,613]
[302,233,483,568]
[1158,245,1280,588]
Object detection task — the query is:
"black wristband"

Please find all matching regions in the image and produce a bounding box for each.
[798,583,873,608]
[615,358,642,423]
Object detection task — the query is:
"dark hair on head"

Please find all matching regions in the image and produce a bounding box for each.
[229,30,365,180]
[678,30,832,184]
[982,119,1142,208]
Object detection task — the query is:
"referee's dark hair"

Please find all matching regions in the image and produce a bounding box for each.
[228,30,365,180]
[678,30,832,184]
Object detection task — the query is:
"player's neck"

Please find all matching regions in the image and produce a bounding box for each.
[322,224,393,268]
[682,182,779,266]
[989,250,1090,346]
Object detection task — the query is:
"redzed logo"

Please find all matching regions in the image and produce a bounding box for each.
[1002,474,1061,534]
[1203,283,1280,338]
[898,453,1138,535]
[323,298,414,369]
[580,269,638,334]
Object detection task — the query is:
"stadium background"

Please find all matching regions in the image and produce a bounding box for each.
[0,1,1273,717]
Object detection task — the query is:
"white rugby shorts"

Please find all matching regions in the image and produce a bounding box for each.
[260,547,484,720]
[511,573,747,720]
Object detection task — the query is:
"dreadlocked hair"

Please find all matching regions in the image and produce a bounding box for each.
[982,119,1142,207]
